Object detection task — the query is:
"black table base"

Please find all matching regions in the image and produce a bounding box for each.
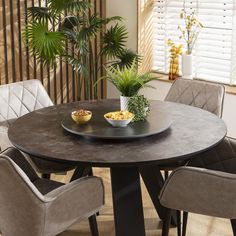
[111,167,145,236]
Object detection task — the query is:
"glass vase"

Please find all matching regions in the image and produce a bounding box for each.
[168,55,180,80]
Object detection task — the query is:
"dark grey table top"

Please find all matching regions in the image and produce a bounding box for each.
[8,100,227,167]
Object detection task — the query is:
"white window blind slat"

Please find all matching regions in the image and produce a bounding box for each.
[152,0,236,84]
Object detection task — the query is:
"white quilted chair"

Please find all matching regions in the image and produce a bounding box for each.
[0,79,76,177]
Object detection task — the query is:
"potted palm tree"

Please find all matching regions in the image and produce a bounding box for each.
[23,0,139,100]
[100,60,156,110]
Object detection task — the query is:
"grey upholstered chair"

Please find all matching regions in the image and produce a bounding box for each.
[0,79,76,177]
[165,78,225,117]
[0,147,104,236]
[160,137,236,236]
[162,78,225,178]
[159,79,226,236]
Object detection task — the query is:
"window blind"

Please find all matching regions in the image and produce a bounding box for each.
[153,0,236,85]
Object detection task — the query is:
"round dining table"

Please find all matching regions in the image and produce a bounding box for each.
[8,99,227,236]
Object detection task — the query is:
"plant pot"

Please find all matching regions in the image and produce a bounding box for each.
[182,54,193,79]
[120,95,132,111]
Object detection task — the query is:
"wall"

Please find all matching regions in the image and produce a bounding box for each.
[106,0,138,98]
[106,1,236,138]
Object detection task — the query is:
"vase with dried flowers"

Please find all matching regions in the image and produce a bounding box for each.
[167,39,182,80]
[178,6,203,79]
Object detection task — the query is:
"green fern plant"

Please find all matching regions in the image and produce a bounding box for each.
[100,60,157,97]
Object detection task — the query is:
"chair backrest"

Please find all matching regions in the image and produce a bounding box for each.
[0,79,53,122]
[165,79,225,117]
[0,148,46,235]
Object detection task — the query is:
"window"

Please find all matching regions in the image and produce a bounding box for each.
[152,0,236,85]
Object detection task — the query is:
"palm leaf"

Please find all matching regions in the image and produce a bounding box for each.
[110,49,141,69]
[68,56,89,76]
[78,14,105,40]
[27,7,53,23]
[66,0,91,12]
[23,22,65,64]
[48,0,90,15]
[100,16,123,25]
[101,24,128,59]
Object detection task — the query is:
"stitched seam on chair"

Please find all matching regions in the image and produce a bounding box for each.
[0,88,19,119]
[34,85,40,111]
[191,87,202,107]
[11,83,44,113]
[20,84,25,115]
[41,203,47,236]
[11,86,32,114]
[27,83,46,108]
[176,83,192,102]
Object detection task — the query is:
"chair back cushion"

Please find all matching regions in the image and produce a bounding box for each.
[0,154,45,236]
[1,147,39,182]
[0,79,53,122]
[165,79,225,117]
[188,137,236,174]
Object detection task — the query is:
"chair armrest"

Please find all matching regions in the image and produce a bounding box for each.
[160,166,236,219]
[43,176,104,235]
[45,176,104,201]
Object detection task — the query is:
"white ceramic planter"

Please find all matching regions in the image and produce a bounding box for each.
[120,95,131,111]
[182,54,193,79]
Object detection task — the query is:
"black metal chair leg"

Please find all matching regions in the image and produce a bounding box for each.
[89,214,99,236]
[162,208,171,236]
[231,219,236,236]
[182,211,188,236]
[177,210,181,236]
[42,174,50,179]
[70,166,92,182]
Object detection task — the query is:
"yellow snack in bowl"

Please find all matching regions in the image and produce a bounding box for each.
[105,111,134,120]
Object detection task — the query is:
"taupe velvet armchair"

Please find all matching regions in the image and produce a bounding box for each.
[0,147,104,236]
[160,137,236,236]
[0,79,76,177]
[165,78,225,117]
[161,78,225,178]
[158,79,227,236]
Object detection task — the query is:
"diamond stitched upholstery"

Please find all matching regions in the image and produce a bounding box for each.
[165,78,225,117]
[0,80,76,174]
[188,137,236,174]
[0,79,53,122]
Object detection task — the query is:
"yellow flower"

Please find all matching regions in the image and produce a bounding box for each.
[180,9,185,19]
[167,39,174,46]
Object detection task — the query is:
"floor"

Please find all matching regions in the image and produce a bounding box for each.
[52,168,232,236]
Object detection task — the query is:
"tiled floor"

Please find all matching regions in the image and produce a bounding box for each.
[53,168,232,236]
